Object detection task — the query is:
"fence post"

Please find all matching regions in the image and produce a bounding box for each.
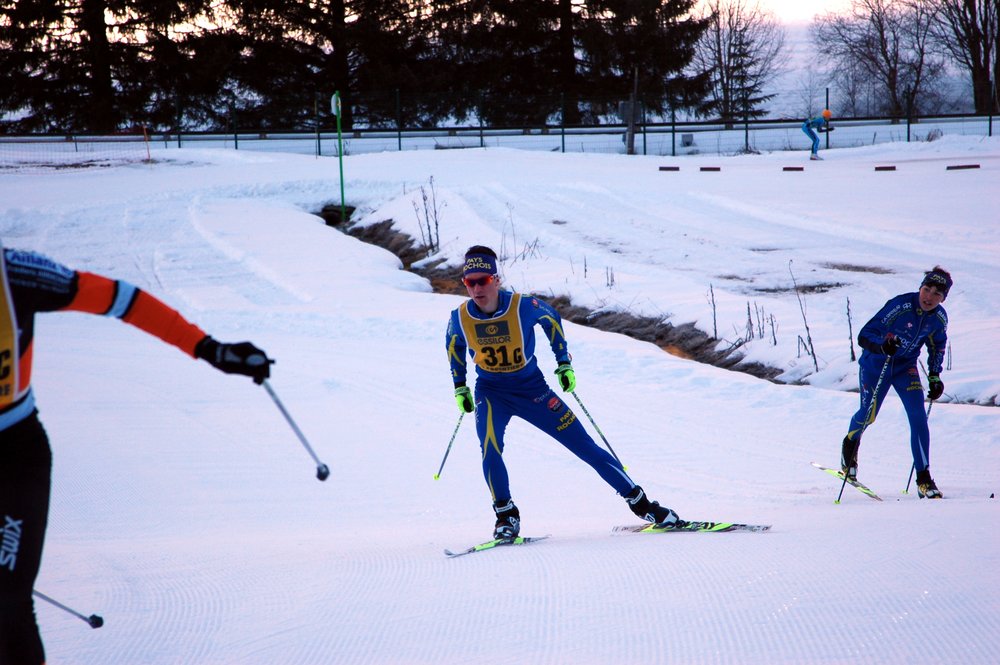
[825,88,830,151]
[671,106,676,157]
[314,95,321,157]
[641,101,647,155]
[560,93,566,153]
[396,89,402,151]
[230,104,238,150]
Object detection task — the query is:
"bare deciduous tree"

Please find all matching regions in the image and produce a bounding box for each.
[693,0,787,124]
[924,0,999,113]
[811,0,946,117]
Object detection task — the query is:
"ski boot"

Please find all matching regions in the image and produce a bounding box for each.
[841,435,860,481]
[493,499,521,540]
[625,486,679,527]
[916,469,943,499]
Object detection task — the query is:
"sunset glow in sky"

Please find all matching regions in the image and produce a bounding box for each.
[759,0,852,24]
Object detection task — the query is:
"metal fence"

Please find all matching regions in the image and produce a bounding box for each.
[1,113,995,167]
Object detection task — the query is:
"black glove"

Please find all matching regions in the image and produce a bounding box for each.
[880,334,901,356]
[195,336,272,384]
[927,373,944,401]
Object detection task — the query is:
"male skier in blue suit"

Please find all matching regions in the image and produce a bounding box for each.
[446,245,679,539]
[841,267,952,499]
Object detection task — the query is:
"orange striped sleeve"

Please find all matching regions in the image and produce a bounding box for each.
[68,271,206,357]
[121,290,207,357]
[67,272,117,314]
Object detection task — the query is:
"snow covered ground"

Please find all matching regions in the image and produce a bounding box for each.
[2,136,998,664]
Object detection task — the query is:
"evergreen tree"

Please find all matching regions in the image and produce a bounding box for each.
[0,0,216,133]
[426,0,568,125]
[576,0,712,121]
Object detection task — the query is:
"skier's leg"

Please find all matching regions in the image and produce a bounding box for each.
[846,362,893,441]
[842,362,893,476]
[521,390,634,495]
[895,367,931,471]
[474,391,514,503]
[803,126,819,155]
[0,413,51,665]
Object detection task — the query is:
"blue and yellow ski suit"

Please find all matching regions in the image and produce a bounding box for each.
[847,292,948,472]
[446,290,635,502]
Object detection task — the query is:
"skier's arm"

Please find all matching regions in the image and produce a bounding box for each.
[68,271,272,382]
[857,299,897,355]
[67,272,207,356]
[446,313,468,386]
[531,298,570,364]
[446,313,473,412]
[925,318,947,374]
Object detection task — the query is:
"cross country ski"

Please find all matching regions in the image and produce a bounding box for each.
[613,521,771,534]
[812,462,883,501]
[444,535,550,558]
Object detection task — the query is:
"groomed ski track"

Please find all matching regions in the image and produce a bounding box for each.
[7,140,998,664]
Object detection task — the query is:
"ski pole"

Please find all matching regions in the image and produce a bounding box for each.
[434,412,465,480]
[905,400,935,494]
[33,590,103,628]
[262,380,330,481]
[570,391,627,470]
[837,357,891,503]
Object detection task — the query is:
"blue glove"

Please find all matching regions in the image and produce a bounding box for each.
[554,362,576,392]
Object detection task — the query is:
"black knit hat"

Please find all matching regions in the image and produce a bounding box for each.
[921,266,953,299]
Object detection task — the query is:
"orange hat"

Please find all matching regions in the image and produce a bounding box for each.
[822,109,832,120]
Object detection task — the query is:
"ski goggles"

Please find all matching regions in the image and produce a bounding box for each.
[462,275,496,288]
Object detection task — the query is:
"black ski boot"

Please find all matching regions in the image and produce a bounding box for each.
[625,486,679,526]
[841,435,860,481]
[916,469,943,499]
[493,499,521,540]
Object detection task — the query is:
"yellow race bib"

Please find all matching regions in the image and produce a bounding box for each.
[459,293,527,374]
[0,251,19,408]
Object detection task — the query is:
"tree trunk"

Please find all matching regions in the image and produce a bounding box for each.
[80,0,115,132]
[558,0,581,125]
[330,0,353,130]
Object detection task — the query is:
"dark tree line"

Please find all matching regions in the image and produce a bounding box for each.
[0,0,712,133]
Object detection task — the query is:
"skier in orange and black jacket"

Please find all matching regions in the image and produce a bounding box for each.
[0,244,271,664]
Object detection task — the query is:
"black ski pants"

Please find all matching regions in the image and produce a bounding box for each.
[0,411,51,665]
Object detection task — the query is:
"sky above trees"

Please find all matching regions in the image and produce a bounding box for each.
[761,0,852,23]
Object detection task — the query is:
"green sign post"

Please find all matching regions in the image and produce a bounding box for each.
[331,92,346,224]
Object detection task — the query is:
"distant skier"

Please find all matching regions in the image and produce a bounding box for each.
[445,245,679,540]
[802,109,833,160]
[0,244,272,665]
[840,267,952,499]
